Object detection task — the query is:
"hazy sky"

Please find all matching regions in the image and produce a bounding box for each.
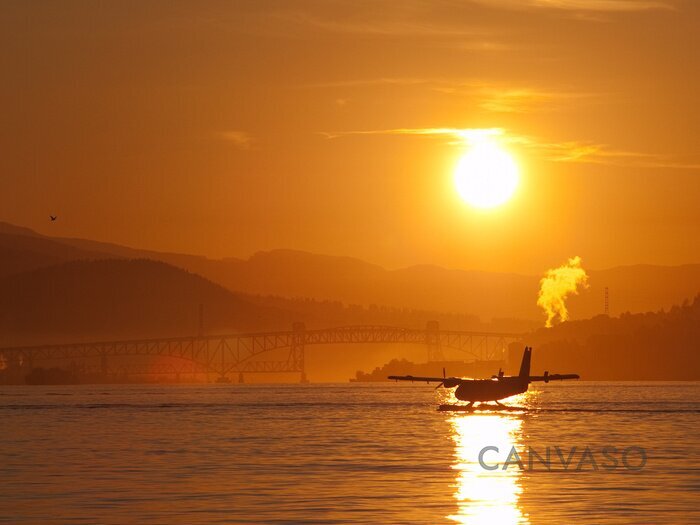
[2,0,698,273]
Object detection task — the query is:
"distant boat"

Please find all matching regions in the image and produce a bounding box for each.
[351,359,504,382]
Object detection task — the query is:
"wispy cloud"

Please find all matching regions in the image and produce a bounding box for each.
[307,77,434,89]
[533,141,700,169]
[469,0,674,12]
[308,77,590,114]
[321,127,700,170]
[220,131,254,150]
[478,89,564,113]
[435,82,593,113]
[511,135,699,168]
[318,127,483,143]
[268,12,481,37]
[245,4,500,43]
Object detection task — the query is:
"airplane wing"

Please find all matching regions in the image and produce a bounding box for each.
[529,373,580,382]
[388,375,446,383]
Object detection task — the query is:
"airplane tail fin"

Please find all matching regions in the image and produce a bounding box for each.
[518,347,532,379]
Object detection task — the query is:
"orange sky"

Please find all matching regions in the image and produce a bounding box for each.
[2,0,698,274]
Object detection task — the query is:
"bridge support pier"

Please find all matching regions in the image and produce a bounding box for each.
[238,372,244,384]
[426,321,445,362]
[290,322,306,381]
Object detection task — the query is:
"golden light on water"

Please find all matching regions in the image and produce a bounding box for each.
[454,132,519,209]
[447,393,531,525]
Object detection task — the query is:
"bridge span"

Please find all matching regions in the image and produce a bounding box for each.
[0,322,524,382]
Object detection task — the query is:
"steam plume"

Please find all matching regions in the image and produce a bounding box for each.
[537,256,589,328]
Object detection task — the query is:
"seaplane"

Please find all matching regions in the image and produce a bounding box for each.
[388,347,579,411]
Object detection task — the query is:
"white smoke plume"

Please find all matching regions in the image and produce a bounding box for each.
[537,256,589,328]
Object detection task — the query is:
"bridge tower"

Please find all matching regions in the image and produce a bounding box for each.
[604,287,609,316]
[290,322,308,383]
[426,320,445,362]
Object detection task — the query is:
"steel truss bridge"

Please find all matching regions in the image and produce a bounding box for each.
[0,322,523,382]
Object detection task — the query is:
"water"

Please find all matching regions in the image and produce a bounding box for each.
[1,382,699,524]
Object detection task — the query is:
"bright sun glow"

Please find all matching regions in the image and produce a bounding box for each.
[454,133,519,209]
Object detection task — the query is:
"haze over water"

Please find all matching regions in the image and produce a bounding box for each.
[2,382,699,524]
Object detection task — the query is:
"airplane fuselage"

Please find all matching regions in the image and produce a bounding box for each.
[388,347,579,406]
[454,377,528,402]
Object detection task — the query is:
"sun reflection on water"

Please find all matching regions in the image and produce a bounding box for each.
[447,393,531,525]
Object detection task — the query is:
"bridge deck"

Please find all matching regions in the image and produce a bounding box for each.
[0,325,524,379]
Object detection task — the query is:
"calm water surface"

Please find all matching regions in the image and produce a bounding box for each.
[1,382,699,524]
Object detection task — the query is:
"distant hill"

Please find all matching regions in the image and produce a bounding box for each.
[1,221,699,324]
[0,222,203,276]
[159,249,700,323]
[507,295,700,380]
[188,249,541,321]
[0,231,110,278]
[0,259,295,345]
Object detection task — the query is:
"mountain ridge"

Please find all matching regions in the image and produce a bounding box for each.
[1,221,699,322]
[0,258,295,346]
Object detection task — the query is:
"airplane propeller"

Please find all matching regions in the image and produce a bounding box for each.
[435,368,461,389]
[434,368,446,390]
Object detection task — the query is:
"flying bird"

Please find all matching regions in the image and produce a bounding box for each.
[50,215,57,221]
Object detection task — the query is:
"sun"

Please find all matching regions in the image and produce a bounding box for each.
[454,135,519,209]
